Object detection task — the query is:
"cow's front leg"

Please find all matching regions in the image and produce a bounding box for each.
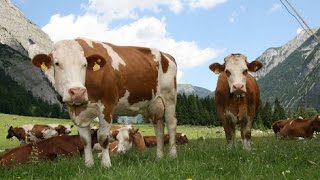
[98,114,112,168]
[154,119,164,160]
[224,112,236,149]
[79,126,94,167]
[240,116,252,151]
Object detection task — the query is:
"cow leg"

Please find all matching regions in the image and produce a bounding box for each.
[78,126,94,167]
[98,114,112,168]
[224,112,236,148]
[240,117,252,151]
[165,104,177,158]
[154,119,164,160]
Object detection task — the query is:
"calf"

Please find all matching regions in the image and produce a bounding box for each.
[209,53,262,150]
[279,115,320,138]
[31,38,177,167]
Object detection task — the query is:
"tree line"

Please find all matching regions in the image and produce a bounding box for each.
[176,93,319,129]
[0,68,69,118]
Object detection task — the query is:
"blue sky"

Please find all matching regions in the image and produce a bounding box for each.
[12,0,320,91]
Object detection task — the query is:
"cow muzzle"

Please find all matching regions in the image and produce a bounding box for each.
[231,83,246,97]
[65,87,88,106]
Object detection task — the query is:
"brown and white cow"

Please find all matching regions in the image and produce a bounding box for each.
[0,132,98,167]
[279,115,320,139]
[31,38,177,167]
[271,117,303,137]
[6,124,72,144]
[144,133,189,147]
[209,53,262,150]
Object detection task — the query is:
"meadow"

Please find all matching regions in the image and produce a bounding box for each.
[0,113,320,179]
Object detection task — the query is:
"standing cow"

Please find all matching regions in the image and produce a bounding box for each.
[31,38,177,167]
[209,53,262,150]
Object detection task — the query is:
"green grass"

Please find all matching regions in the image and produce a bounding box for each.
[0,113,320,179]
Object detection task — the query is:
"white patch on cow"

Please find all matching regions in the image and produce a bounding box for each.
[225,110,237,124]
[289,120,294,125]
[41,128,58,139]
[79,37,94,48]
[151,48,161,62]
[21,124,34,132]
[51,40,88,103]
[224,54,248,93]
[78,127,94,167]
[102,43,126,70]
[116,125,133,153]
[114,90,150,116]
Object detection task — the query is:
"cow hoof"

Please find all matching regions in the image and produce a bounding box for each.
[85,160,94,168]
[101,161,112,168]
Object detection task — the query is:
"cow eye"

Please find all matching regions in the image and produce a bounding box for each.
[243,69,248,75]
[83,64,87,68]
[55,62,60,66]
[225,70,231,77]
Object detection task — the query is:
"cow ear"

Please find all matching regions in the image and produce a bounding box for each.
[32,54,53,71]
[247,60,263,72]
[86,54,106,72]
[9,126,13,129]
[209,63,225,74]
[70,125,74,128]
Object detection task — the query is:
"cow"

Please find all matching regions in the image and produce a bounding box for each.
[209,53,262,150]
[279,115,320,139]
[31,37,178,167]
[6,124,72,144]
[144,133,189,147]
[271,117,303,137]
[0,132,98,167]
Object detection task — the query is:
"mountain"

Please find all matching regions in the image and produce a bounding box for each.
[0,0,61,107]
[256,28,320,111]
[177,84,213,98]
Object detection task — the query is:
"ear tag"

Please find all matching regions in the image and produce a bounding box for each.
[40,62,48,71]
[214,69,220,74]
[93,62,100,71]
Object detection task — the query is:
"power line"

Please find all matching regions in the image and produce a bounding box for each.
[280,0,320,44]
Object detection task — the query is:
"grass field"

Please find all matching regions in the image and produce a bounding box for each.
[0,113,320,179]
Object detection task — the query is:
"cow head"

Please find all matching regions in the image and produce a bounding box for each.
[312,115,320,131]
[209,53,262,95]
[6,126,14,139]
[55,125,74,135]
[32,40,106,107]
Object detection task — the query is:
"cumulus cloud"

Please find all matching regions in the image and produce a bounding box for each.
[43,15,223,72]
[188,0,227,10]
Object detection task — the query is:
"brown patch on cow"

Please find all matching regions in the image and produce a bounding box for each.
[31,125,50,139]
[160,53,169,73]
[6,127,26,142]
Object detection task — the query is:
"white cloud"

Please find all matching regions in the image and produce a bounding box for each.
[296,28,303,34]
[188,0,227,10]
[269,3,282,13]
[228,5,245,23]
[42,14,224,81]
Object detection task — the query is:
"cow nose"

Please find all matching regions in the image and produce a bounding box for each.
[233,83,244,90]
[68,87,87,99]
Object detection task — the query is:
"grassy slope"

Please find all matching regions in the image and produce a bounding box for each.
[0,113,319,179]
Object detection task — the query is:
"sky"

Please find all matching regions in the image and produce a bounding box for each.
[11,0,320,91]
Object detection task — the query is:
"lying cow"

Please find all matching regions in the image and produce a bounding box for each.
[272,117,303,137]
[279,115,320,139]
[6,124,72,144]
[31,37,177,167]
[209,53,262,150]
[144,133,189,147]
[0,133,97,167]
[93,125,146,153]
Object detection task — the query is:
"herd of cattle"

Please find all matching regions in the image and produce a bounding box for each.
[1,37,318,168]
[0,123,189,166]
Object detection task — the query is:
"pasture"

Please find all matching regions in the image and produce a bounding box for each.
[0,113,320,179]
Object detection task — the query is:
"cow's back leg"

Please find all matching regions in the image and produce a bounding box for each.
[79,126,94,167]
[240,117,252,151]
[98,113,112,168]
[154,119,164,159]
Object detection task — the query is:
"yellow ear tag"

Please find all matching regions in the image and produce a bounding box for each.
[93,62,100,71]
[214,69,220,74]
[40,62,48,71]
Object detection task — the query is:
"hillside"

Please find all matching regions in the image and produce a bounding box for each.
[257,29,320,110]
[177,84,213,98]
